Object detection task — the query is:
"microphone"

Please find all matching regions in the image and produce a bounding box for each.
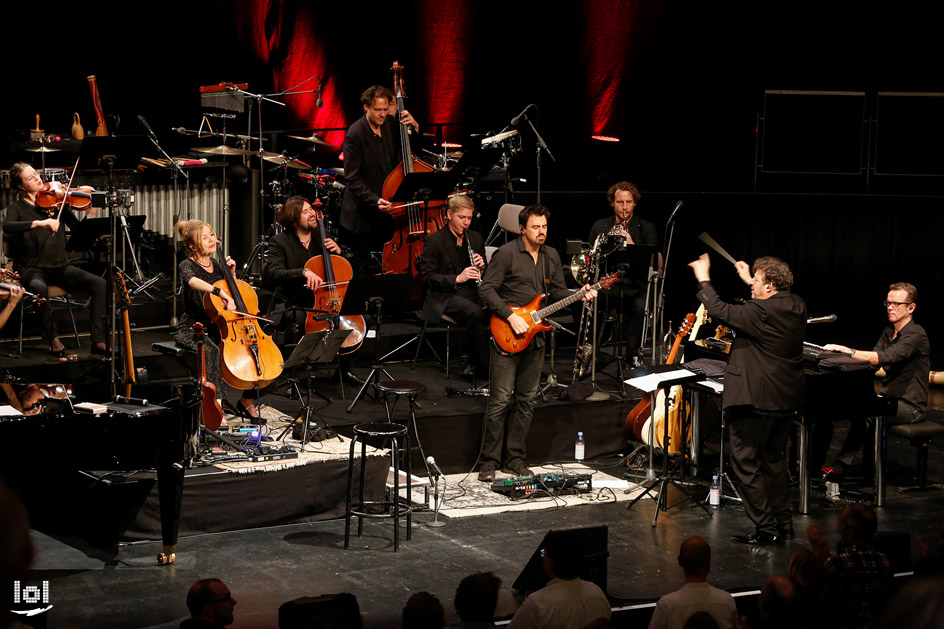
[807,314,838,324]
[511,104,535,126]
[426,456,444,478]
[137,115,157,139]
[176,158,208,167]
[316,77,324,108]
[667,200,683,223]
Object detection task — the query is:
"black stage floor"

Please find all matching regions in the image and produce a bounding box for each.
[6,323,944,628]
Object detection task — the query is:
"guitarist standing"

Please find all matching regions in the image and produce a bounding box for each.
[476,205,597,482]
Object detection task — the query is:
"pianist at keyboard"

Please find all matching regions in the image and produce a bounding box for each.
[822,282,930,479]
[689,253,807,547]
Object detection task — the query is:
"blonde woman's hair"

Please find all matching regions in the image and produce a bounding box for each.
[176,220,211,255]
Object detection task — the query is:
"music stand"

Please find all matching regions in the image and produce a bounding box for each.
[278,329,350,445]
[79,136,146,395]
[341,274,413,413]
[390,171,460,204]
[624,365,712,527]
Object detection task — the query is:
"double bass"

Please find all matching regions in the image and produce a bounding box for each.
[204,249,283,389]
[304,208,366,353]
[381,61,447,296]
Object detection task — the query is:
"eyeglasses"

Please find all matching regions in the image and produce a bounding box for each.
[883,301,913,308]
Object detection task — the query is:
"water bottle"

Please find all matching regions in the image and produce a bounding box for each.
[709,475,721,508]
[575,432,585,461]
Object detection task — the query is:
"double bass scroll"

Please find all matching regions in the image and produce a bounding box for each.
[380,60,447,297]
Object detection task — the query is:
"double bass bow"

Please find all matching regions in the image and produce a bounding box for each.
[304,207,366,353]
[381,60,447,297]
[204,246,283,390]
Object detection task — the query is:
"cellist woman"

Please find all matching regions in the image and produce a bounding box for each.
[174,220,264,423]
[262,196,364,384]
[339,85,418,275]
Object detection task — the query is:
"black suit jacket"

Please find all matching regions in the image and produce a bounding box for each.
[340,115,399,234]
[696,283,807,412]
[416,226,485,321]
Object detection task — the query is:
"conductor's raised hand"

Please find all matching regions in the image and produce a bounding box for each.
[734,260,752,286]
[688,253,711,282]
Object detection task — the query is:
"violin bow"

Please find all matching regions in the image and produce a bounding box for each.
[54,156,82,222]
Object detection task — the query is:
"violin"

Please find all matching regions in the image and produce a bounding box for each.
[304,207,366,354]
[35,181,95,213]
[0,269,46,306]
[194,322,224,431]
[204,247,283,390]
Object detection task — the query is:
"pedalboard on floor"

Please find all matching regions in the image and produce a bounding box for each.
[490,472,593,500]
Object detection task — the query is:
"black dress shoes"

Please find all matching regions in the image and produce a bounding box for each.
[731,532,782,546]
[477,463,498,482]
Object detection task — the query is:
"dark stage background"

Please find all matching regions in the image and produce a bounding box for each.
[3,1,941,366]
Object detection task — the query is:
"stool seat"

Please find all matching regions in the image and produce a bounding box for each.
[376,380,426,396]
[46,286,68,299]
[440,314,458,326]
[888,420,944,441]
[354,421,408,439]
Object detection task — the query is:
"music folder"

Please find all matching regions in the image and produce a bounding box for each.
[624,364,703,392]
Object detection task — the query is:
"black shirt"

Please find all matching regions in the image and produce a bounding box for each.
[874,320,930,415]
[3,198,80,270]
[262,231,319,307]
[479,236,571,319]
[178,257,224,330]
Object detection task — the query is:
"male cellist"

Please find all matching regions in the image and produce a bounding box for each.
[262,196,362,383]
[339,85,418,274]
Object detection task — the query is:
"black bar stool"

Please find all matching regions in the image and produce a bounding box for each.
[344,421,412,551]
[376,380,426,425]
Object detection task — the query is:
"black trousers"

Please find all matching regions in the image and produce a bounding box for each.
[24,265,107,345]
[727,409,794,536]
[440,292,490,373]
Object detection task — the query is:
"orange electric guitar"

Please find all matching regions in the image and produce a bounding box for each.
[490,273,617,354]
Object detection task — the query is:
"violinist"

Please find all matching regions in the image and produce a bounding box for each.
[339,85,419,274]
[586,182,660,361]
[175,220,263,423]
[3,163,107,357]
[415,195,490,380]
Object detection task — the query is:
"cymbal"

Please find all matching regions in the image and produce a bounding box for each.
[481,129,519,146]
[287,133,338,149]
[25,145,60,153]
[192,145,255,156]
[260,153,312,170]
[447,151,464,158]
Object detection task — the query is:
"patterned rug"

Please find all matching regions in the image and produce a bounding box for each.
[428,463,646,519]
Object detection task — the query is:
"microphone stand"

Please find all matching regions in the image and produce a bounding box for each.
[650,202,682,366]
[518,111,555,204]
[142,126,188,327]
[427,471,446,528]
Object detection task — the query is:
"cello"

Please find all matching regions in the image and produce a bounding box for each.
[304,207,366,353]
[381,61,447,297]
[204,248,283,390]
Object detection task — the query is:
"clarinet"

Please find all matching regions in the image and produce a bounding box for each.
[466,236,483,286]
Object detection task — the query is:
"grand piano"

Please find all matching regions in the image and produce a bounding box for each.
[685,344,897,513]
[0,383,200,564]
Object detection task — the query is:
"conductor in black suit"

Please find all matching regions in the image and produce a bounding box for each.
[415,195,489,379]
[689,253,807,546]
[339,85,418,274]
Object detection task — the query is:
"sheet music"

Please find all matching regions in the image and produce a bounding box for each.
[624,368,698,392]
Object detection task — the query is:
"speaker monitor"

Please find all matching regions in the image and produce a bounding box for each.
[512,525,608,596]
[278,593,361,629]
